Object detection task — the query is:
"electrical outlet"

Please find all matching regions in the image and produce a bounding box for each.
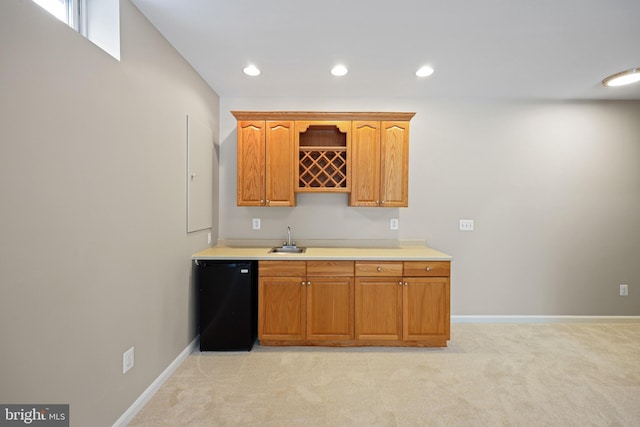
[390,218,399,230]
[459,219,474,231]
[252,218,261,230]
[123,347,134,374]
[620,284,628,296]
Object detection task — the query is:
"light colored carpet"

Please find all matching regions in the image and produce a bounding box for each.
[129,323,640,426]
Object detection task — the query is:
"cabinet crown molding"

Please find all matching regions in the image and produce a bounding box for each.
[231,111,416,121]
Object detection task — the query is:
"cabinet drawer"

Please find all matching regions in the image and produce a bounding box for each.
[403,261,450,277]
[355,261,403,277]
[307,260,354,276]
[259,260,306,277]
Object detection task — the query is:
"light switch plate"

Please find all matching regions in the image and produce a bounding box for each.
[123,347,134,374]
[620,284,628,296]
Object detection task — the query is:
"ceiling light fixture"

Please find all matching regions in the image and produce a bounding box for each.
[602,67,640,87]
[331,65,348,77]
[416,66,435,78]
[243,65,261,77]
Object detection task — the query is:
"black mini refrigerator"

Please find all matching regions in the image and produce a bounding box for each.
[194,260,258,351]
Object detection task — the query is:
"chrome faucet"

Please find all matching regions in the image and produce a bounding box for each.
[283,226,296,248]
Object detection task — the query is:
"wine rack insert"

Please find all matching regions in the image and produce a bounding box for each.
[297,124,349,192]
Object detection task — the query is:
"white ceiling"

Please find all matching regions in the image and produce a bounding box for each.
[130,0,640,100]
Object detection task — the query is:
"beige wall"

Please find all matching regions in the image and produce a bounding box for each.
[220,97,640,316]
[0,1,218,425]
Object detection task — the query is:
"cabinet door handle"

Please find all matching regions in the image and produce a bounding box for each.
[377,267,382,272]
[425,267,431,271]
[404,282,408,286]
[301,281,306,286]
[381,200,385,204]
[375,200,379,205]
[398,281,402,286]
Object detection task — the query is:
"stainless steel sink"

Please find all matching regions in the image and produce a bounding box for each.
[269,246,306,254]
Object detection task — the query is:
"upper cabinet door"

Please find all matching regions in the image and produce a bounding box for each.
[265,121,296,206]
[380,121,409,207]
[237,121,265,206]
[236,120,296,206]
[349,121,381,206]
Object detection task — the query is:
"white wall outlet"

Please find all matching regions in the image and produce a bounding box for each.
[123,347,134,374]
[207,232,212,245]
[390,218,399,230]
[252,218,261,230]
[620,284,628,296]
[459,219,474,231]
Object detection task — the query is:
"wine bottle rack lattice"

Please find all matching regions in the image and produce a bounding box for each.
[298,148,347,190]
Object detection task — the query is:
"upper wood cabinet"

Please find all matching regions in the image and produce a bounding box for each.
[232,111,414,207]
[349,121,409,207]
[236,120,296,206]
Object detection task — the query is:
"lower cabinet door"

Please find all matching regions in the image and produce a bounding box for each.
[355,277,403,341]
[403,277,450,341]
[306,277,354,341]
[258,277,305,342]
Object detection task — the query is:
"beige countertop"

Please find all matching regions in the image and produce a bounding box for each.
[192,244,452,261]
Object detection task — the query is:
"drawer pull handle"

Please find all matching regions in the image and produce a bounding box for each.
[425,267,431,271]
[377,267,382,272]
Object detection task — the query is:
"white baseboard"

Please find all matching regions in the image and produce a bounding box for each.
[452,315,640,323]
[113,337,199,427]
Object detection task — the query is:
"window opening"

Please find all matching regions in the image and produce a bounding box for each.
[33,0,69,24]
[31,0,119,60]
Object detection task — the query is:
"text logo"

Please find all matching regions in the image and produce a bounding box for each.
[0,405,68,426]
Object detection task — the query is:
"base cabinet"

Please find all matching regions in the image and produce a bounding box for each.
[355,277,403,341]
[402,277,450,342]
[259,259,450,347]
[258,261,354,345]
[306,276,354,341]
[258,276,306,342]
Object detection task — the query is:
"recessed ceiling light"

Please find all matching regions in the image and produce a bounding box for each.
[331,65,348,77]
[243,65,261,77]
[416,66,435,77]
[602,67,640,87]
